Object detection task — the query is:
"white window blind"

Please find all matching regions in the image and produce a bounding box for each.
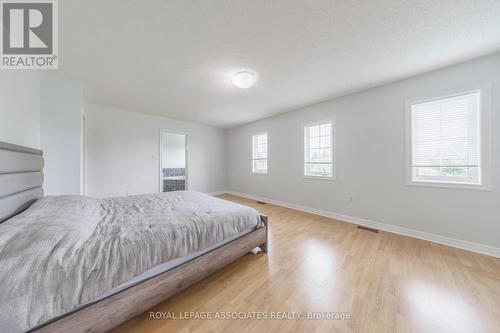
[410,91,481,185]
[304,122,333,178]
[252,133,268,174]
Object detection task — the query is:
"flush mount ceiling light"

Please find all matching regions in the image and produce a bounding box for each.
[231,70,258,89]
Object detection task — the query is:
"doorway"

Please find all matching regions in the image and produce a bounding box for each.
[160,131,187,192]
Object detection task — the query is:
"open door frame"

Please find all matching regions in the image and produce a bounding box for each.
[159,130,189,193]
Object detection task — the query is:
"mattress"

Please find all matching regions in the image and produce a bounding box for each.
[0,191,262,332]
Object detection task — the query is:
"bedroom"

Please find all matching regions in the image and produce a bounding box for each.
[0,1,499,332]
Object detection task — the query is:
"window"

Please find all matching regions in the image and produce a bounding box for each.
[304,121,334,178]
[252,133,268,174]
[408,90,486,187]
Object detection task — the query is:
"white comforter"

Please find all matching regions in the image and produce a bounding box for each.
[0,191,261,332]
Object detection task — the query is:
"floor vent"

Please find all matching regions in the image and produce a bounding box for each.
[256,201,267,205]
[357,225,379,233]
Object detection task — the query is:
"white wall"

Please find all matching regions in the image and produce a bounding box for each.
[0,72,40,149]
[227,52,500,250]
[40,74,83,195]
[0,72,83,195]
[86,104,226,197]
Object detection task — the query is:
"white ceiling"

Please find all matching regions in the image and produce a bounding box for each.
[59,0,500,128]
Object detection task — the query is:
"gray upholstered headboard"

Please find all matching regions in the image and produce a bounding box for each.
[0,141,44,223]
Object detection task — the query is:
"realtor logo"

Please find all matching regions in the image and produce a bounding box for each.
[1,0,58,69]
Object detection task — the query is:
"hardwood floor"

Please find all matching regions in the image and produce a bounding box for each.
[113,194,500,333]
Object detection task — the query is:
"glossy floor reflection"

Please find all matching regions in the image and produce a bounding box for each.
[406,281,484,332]
[114,194,500,333]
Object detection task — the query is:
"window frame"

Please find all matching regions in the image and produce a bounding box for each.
[251,132,269,175]
[405,86,492,191]
[303,119,336,180]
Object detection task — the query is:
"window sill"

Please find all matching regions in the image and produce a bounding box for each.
[302,175,336,181]
[406,180,491,191]
[252,172,268,176]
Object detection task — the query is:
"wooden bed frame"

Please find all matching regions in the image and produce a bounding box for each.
[31,216,268,333]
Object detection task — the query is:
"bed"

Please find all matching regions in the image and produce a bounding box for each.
[0,141,268,333]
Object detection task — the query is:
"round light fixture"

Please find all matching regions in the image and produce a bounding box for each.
[231,70,258,89]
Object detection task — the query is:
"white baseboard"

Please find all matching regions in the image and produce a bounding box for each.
[226,190,500,258]
[207,190,228,196]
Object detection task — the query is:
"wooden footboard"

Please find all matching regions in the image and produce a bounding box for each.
[32,217,268,333]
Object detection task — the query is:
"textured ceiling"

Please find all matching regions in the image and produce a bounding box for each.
[58,0,500,128]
